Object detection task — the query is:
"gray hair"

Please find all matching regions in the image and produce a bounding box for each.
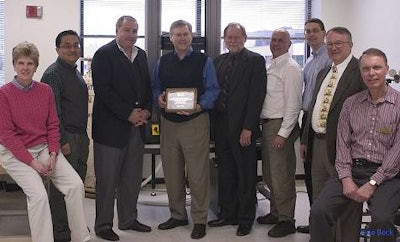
[327,26,352,42]
[223,22,247,39]
[116,15,137,29]
[169,19,192,33]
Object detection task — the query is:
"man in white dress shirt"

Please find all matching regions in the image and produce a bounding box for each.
[257,29,303,238]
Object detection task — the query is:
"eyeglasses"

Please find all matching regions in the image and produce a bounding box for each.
[326,41,350,49]
[173,32,191,38]
[59,43,81,50]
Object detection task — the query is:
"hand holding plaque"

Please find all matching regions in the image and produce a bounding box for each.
[165,88,197,113]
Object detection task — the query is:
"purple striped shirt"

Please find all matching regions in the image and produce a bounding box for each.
[336,86,400,184]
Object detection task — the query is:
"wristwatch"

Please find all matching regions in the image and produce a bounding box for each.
[369,179,378,186]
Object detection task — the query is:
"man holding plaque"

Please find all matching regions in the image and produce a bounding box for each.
[207,23,267,237]
[152,19,219,240]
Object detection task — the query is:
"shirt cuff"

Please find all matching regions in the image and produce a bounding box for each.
[370,172,385,185]
[337,169,352,180]
[277,129,290,139]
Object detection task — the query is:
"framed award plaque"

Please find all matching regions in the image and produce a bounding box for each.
[165,88,197,113]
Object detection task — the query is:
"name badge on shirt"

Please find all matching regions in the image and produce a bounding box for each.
[378,126,392,134]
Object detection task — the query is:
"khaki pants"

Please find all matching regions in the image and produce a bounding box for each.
[261,119,299,223]
[160,113,210,224]
[0,143,90,242]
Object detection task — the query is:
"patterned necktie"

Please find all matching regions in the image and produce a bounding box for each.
[318,65,337,128]
[217,55,236,111]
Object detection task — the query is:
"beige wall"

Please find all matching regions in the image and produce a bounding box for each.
[316,0,400,71]
[4,0,400,178]
[5,0,80,82]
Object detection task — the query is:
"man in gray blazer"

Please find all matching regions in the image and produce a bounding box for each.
[300,26,366,241]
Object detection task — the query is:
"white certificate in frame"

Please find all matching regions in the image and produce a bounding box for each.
[165,88,197,113]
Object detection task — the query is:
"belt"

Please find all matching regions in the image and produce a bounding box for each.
[262,118,283,123]
[352,158,381,168]
[314,133,326,139]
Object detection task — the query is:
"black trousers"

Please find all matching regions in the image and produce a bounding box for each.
[214,113,258,226]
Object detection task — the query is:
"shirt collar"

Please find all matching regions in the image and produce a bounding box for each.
[229,48,245,58]
[116,41,138,61]
[271,52,290,66]
[312,45,327,57]
[334,53,353,72]
[360,85,396,105]
[12,76,34,91]
[173,46,194,58]
[56,57,77,70]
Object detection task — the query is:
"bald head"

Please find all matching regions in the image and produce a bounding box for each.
[270,29,291,58]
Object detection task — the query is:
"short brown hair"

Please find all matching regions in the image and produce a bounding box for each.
[12,41,40,67]
[359,48,388,66]
[305,18,325,31]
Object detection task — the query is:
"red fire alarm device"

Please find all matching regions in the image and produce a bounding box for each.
[26,6,43,18]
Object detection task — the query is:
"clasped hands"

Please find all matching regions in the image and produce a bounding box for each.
[128,108,151,127]
[30,152,57,176]
[341,177,376,203]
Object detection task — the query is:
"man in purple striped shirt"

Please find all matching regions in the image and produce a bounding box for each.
[310,48,400,242]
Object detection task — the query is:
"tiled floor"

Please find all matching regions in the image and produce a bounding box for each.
[0,182,380,242]
[0,182,312,242]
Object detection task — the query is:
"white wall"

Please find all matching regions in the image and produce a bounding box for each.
[5,0,80,82]
[317,0,400,73]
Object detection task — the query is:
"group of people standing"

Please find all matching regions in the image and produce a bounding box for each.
[0,13,399,242]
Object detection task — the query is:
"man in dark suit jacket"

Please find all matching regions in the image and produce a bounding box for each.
[300,26,366,241]
[207,22,267,237]
[91,15,152,241]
